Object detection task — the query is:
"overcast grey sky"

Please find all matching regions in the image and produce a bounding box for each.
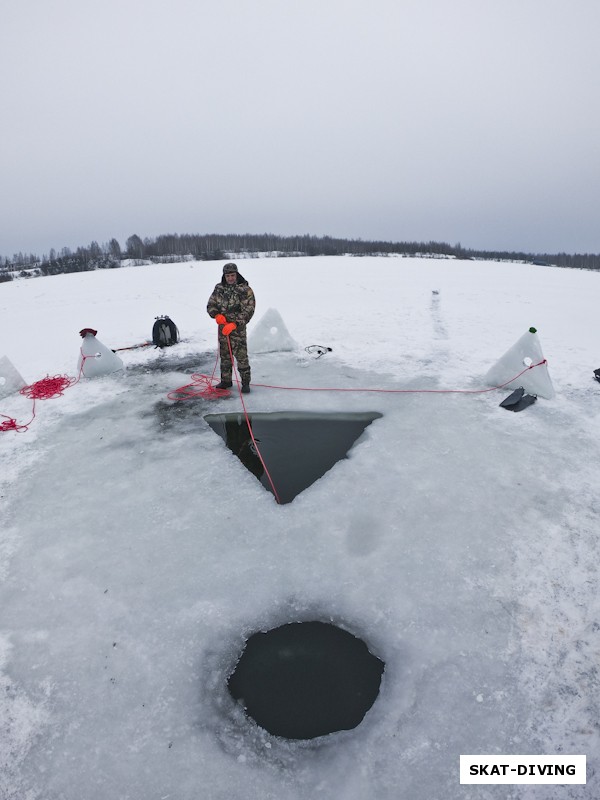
[2,0,599,258]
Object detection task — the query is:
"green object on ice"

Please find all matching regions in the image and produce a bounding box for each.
[529,326,537,333]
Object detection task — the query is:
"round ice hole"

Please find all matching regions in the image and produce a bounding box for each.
[523,356,533,367]
[269,326,278,335]
[227,621,384,740]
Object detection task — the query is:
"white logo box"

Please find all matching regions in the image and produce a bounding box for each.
[460,755,586,784]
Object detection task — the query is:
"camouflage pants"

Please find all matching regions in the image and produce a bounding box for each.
[219,325,250,383]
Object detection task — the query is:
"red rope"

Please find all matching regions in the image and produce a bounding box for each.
[166,350,231,401]
[0,376,76,433]
[166,372,232,401]
[0,351,93,433]
[251,360,548,395]
[113,342,153,352]
[226,337,282,505]
[0,414,31,433]
[169,345,548,505]
[20,374,78,400]
[231,358,547,507]
[166,333,283,502]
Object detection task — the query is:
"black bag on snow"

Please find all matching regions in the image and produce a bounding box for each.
[152,315,180,348]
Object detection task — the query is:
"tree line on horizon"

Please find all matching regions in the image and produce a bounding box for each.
[1,231,600,282]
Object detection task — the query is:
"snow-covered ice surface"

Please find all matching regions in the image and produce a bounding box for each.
[0,257,598,799]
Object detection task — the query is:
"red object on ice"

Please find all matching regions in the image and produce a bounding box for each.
[79,327,98,337]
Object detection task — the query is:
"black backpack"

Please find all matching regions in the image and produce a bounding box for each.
[152,315,180,348]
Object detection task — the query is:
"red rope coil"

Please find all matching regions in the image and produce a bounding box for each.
[1,374,79,432]
[19,375,78,400]
[167,373,232,401]
[0,415,29,433]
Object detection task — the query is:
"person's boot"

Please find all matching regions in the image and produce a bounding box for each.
[241,382,250,394]
[215,380,233,389]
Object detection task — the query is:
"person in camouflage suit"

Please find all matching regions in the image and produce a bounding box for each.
[207,263,256,393]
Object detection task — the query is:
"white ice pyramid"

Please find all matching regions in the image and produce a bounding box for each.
[249,308,298,353]
[485,327,555,399]
[0,355,27,399]
[77,333,124,378]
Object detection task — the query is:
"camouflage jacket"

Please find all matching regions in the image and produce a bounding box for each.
[206,273,256,326]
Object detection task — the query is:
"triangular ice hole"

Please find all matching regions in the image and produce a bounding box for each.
[204,411,382,504]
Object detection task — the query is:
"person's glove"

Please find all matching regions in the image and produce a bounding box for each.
[215,314,227,325]
[222,322,237,336]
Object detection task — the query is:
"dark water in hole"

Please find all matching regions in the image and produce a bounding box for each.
[204,411,382,504]
[227,621,384,740]
[128,351,214,376]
